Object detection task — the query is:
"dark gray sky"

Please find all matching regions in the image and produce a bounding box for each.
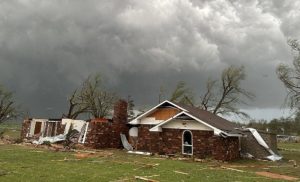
[0,0,299,120]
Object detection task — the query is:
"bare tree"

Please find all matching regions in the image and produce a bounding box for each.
[276,39,300,109]
[170,81,195,106]
[63,74,117,119]
[200,79,217,111]
[63,89,89,119]
[211,66,254,116]
[80,75,117,118]
[0,85,18,123]
[198,66,254,117]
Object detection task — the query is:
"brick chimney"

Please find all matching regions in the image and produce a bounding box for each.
[113,99,128,124]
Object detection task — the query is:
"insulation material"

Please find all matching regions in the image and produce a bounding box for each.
[32,134,66,144]
[62,119,86,135]
[248,128,282,161]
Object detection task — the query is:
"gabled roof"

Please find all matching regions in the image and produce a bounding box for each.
[173,102,238,133]
[128,100,187,124]
[129,100,240,136]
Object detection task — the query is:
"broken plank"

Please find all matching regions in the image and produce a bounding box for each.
[174,170,189,175]
[220,166,244,173]
[135,176,159,182]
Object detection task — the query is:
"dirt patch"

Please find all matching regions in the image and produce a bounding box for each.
[256,171,299,181]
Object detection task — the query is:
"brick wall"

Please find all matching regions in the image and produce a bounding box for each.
[136,125,239,161]
[84,100,129,149]
[241,130,277,159]
[260,131,278,153]
[210,136,240,161]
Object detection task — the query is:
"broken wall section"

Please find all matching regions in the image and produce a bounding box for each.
[20,119,66,140]
[241,130,278,159]
[84,100,128,149]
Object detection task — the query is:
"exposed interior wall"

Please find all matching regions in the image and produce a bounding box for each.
[21,119,66,140]
[139,107,180,125]
[148,107,180,120]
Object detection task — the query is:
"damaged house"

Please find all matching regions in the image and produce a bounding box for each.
[21,100,129,147]
[128,100,242,161]
[128,100,280,161]
[21,99,280,161]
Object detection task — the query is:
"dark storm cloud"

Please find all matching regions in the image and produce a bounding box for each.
[0,0,299,119]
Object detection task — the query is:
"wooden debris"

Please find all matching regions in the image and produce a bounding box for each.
[144,157,166,160]
[135,176,159,182]
[134,163,160,170]
[174,170,189,175]
[289,160,298,168]
[220,166,244,173]
[30,150,44,153]
[176,157,190,161]
[194,158,204,162]
[143,175,160,178]
[51,157,80,162]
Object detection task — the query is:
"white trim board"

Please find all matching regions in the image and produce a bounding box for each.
[128,100,187,125]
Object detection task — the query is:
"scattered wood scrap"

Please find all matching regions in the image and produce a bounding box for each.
[51,157,81,162]
[220,166,244,173]
[174,170,189,175]
[289,160,298,168]
[134,163,160,170]
[194,158,204,162]
[135,176,159,182]
[176,157,190,161]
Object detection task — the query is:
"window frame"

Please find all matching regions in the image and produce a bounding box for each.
[182,130,193,155]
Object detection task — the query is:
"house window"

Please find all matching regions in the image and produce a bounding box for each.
[34,122,42,135]
[182,130,193,155]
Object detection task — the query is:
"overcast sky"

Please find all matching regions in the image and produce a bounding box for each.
[0,0,299,121]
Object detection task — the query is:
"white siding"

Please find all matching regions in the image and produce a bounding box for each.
[162,119,212,131]
[140,117,163,125]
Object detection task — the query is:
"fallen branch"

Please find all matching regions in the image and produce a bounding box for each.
[174,170,189,175]
[220,166,244,173]
[135,176,159,182]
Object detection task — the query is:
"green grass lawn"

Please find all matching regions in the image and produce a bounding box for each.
[278,142,300,151]
[0,144,298,182]
[0,121,22,139]
[0,124,299,182]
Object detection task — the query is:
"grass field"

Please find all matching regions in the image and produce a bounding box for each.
[0,144,295,182]
[0,123,299,182]
[0,121,22,139]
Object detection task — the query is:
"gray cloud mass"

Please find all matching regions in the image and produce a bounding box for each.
[0,0,299,120]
